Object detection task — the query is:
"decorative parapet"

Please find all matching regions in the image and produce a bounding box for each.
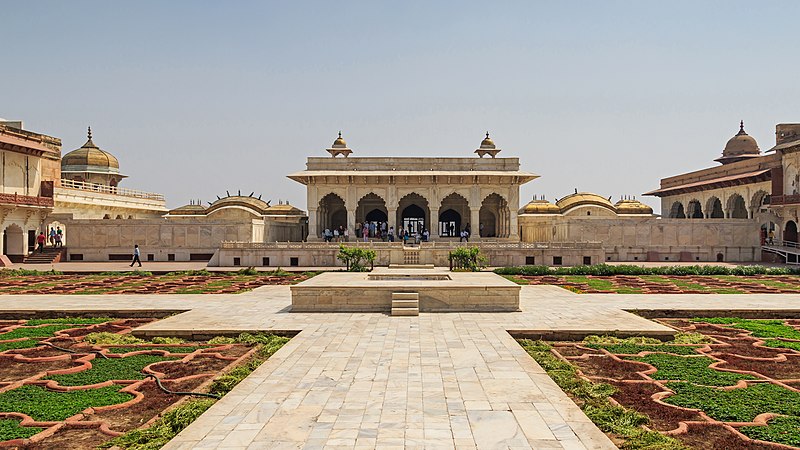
[219,241,603,250]
[60,179,165,202]
[0,193,54,208]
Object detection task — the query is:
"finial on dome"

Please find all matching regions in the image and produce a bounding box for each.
[87,126,92,140]
[476,131,500,157]
[327,131,352,157]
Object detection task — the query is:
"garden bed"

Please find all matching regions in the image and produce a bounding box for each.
[0,269,316,295]
[508,274,800,294]
[521,317,800,449]
[0,317,290,449]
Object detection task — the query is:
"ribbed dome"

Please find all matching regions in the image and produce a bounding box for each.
[519,199,560,214]
[614,199,653,215]
[61,127,120,173]
[717,121,760,164]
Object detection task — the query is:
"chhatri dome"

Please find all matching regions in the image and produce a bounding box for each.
[326,131,352,157]
[475,132,501,158]
[519,197,560,214]
[61,127,127,186]
[716,120,760,164]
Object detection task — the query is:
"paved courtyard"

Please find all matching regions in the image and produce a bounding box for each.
[2,285,800,449]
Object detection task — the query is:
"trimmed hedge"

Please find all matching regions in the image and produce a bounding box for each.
[495,264,800,276]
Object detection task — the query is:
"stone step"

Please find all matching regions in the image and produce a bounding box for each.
[391,292,419,301]
[391,307,419,316]
[392,299,419,308]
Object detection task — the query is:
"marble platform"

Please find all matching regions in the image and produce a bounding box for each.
[290,268,521,313]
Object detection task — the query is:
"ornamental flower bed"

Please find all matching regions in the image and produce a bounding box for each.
[0,318,288,449]
[522,318,800,449]
[511,274,800,294]
[0,270,315,295]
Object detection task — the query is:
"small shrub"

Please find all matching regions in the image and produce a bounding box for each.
[84,332,145,345]
[236,267,259,276]
[448,246,487,272]
[336,245,376,272]
[207,336,236,345]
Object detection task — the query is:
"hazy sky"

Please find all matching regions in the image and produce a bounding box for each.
[3,1,799,213]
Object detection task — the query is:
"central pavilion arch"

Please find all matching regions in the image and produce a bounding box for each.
[398,193,429,235]
[479,193,510,238]
[439,193,469,237]
[356,193,388,231]
[317,193,346,236]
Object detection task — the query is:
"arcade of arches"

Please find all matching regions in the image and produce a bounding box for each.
[315,190,514,239]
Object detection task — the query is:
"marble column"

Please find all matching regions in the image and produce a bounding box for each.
[470,207,480,240]
[307,207,318,241]
[346,208,356,237]
[387,206,398,231]
[430,207,439,238]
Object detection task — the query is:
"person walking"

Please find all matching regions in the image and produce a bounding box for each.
[56,227,63,248]
[768,229,775,245]
[388,226,394,242]
[130,244,142,267]
[54,232,62,248]
[36,231,46,253]
[49,227,56,246]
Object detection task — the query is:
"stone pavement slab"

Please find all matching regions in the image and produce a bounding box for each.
[2,285,800,448]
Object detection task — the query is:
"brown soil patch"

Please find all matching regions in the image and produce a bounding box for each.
[715,353,800,380]
[707,336,787,359]
[0,356,81,381]
[608,381,704,432]
[570,355,650,381]
[84,378,210,431]
[27,427,112,450]
[150,355,234,380]
[677,423,782,450]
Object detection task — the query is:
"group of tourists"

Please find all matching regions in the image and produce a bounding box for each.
[322,225,349,242]
[34,226,64,253]
[321,221,473,245]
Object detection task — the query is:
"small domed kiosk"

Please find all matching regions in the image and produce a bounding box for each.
[61,127,127,186]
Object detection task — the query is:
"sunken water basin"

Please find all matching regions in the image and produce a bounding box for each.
[290,269,520,312]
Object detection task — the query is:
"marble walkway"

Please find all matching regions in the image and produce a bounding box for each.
[2,286,800,449]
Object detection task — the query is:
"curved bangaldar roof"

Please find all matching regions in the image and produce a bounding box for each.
[168,203,207,216]
[556,192,616,213]
[206,195,270,215]
[614,198,654,215]
[519,198,560,215]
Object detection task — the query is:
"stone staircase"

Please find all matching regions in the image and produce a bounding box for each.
[391,292,419,316]
[24,247,66,264]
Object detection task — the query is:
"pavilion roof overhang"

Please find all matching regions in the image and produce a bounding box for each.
[643,169,771,197]
[287,170,539,185]
[0,134,60,159]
